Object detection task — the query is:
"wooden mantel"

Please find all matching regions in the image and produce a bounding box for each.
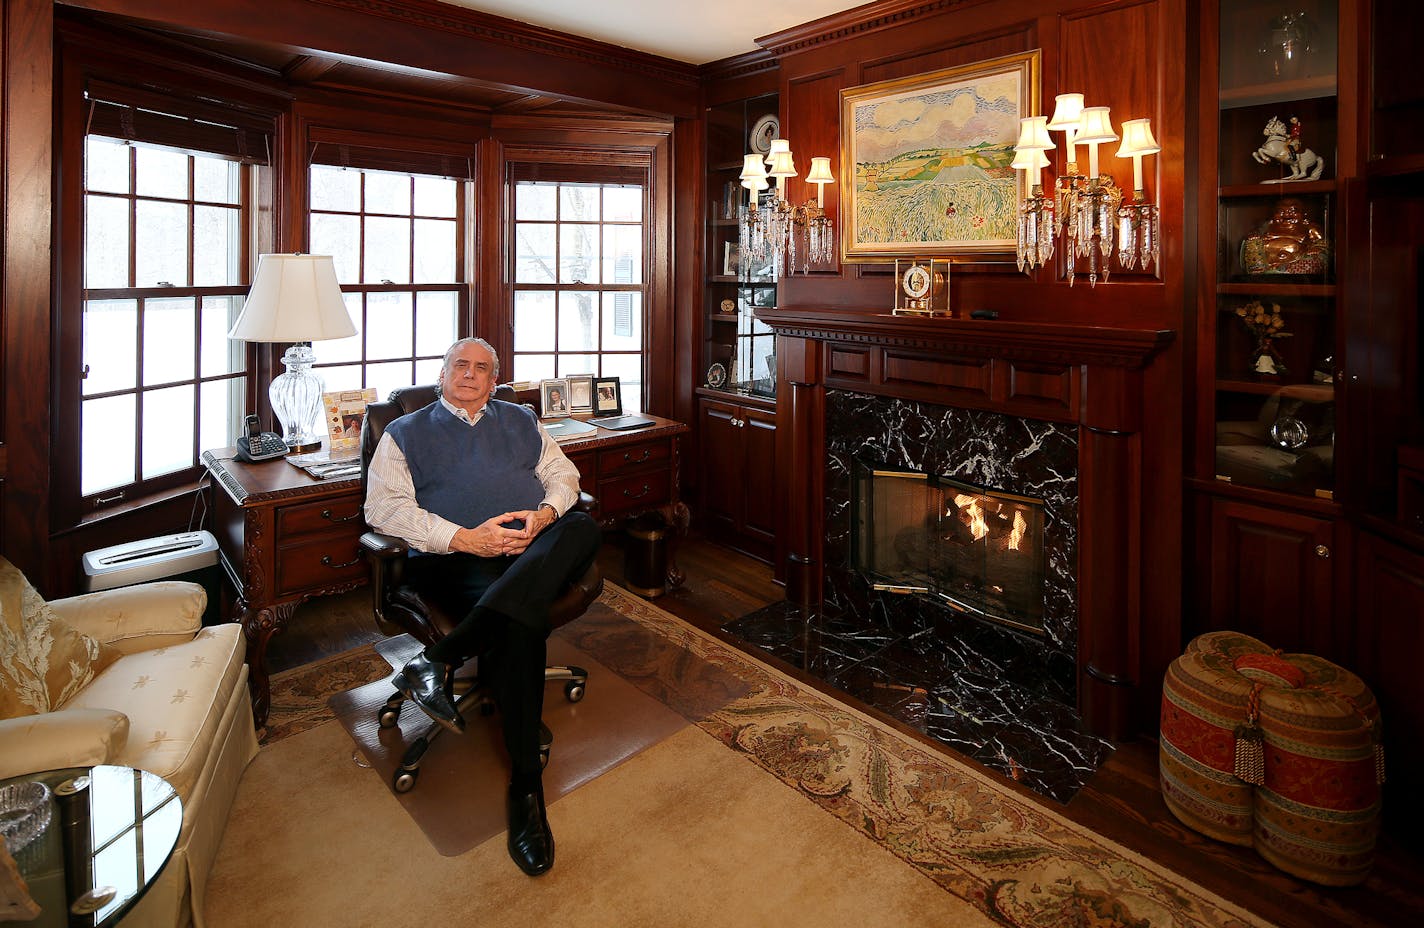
[761,307,1175,741]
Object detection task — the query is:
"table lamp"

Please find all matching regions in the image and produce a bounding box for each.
[228,254,355,453]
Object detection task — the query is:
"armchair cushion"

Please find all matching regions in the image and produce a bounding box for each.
[0,708,129,780]
[0,558,119,720]
[48,581,205,655]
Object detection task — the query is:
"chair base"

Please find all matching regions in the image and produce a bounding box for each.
[377,663,589,794]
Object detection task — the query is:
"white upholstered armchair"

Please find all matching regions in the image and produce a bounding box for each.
[0,558,257,927]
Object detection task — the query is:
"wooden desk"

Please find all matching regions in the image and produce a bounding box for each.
[202,414,688,727]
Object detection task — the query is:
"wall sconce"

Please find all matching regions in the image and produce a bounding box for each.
[738,139,834,277]
[228,254,355,452]
[1013,93,1161,287]
[1011,117,1056,273]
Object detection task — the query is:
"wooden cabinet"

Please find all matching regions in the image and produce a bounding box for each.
[698,393,776,561]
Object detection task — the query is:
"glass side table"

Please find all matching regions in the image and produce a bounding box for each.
[1,765,181,927]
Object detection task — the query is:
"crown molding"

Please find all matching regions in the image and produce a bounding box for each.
[756,0,991,59]
[698,47,778,83]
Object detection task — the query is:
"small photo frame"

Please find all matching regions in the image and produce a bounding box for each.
[722,241,741,277]
[566,373,594,414]
[593,376,622,416]
[540,378,571,418]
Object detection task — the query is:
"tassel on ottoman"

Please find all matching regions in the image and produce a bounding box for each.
[1160,632,1384,886]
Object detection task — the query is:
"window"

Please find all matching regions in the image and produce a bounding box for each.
[511,180,646,412]
[79,135,250,504]
[307,164,464,401]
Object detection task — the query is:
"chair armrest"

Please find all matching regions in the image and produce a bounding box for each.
[573,491,597,514]
[47,582,204,655]
[360,531,409,633]
[359,531,408,560]
[0,709,129,780]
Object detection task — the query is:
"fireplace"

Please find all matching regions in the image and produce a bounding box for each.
[855,466,1047,634]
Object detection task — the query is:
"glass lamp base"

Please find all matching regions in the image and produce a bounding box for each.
[270,344,325,452]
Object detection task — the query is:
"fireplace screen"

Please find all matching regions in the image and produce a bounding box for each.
[854,467,1046,634]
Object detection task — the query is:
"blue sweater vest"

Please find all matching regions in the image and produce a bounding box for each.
[385,399,546,539]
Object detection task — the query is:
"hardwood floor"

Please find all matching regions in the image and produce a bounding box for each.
[267,532,1424,928]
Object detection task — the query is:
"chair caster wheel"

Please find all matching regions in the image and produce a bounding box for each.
[393,768,419,793]
[378,706,401,728]
[539,749,550,770]
[564,681,585,703]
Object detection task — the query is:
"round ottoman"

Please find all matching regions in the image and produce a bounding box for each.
[1160,632,1384,886]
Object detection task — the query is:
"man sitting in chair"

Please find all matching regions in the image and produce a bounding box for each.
[364,336,600,876]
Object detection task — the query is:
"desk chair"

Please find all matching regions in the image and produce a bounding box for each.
[358,383,603,793]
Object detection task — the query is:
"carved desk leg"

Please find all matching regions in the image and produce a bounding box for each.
[660,499,691,590]
[240,599,298,730]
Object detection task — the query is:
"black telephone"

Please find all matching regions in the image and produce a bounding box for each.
[235,414,287,462]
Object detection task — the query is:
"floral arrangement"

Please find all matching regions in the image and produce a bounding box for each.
[1235,300,1291,376]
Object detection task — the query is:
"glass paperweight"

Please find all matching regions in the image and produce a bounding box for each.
[0,780,52,861]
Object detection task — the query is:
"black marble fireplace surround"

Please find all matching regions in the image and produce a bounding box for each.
[725,391,1113,801]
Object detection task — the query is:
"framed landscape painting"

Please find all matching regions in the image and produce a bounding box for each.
[840,50,1040,261]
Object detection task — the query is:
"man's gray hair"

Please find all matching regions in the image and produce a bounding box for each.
[437,337,500,394]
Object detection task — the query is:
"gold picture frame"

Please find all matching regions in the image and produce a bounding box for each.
[840,50,1040,262]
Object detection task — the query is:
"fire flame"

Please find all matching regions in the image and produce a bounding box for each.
[1009,508,1027,551]
[951,493,989,541]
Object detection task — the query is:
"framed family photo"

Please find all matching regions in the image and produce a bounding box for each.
[839,50,1039,261]
[593,376,622,417]
[540,378,570,418]
[566,374,594,414]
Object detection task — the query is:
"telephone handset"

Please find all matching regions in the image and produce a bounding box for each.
[235,414,287,462]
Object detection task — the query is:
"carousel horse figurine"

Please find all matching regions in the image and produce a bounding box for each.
[1251,115,1324,182]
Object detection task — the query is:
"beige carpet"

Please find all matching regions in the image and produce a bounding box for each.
[206,584,1277,928]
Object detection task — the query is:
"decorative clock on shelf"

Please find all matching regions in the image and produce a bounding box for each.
[892,258,951,317]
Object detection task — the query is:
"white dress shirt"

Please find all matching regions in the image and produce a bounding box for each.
[364,395,582,554]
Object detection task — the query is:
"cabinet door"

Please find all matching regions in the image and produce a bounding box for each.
[740,405,778,553]
[1208,497,1336,654]
[698,398,742,535]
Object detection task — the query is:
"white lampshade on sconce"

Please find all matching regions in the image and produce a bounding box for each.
[228,254,355,452]
[740,136,835,276]
[1114,117,1161,272]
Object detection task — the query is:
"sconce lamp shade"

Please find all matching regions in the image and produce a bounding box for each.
[1046,93,1086,131]
[1116,118,1161,157]
[767,149,799,179]
[1074,106,1119,145]
[228,254,354,343]
[764,137,791,166]
[740,153,769,189]
[1010,147,1052,171]
[1014,116,1056,151]
[805,156,835,185]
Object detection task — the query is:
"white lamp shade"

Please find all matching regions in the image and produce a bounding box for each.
[1075,106,1119,145]
[1046,93,1085,131]
[1116,118,1161,157]
[767,149,798,179]
[1014,116,1056,151]
[228,254,354,342]
[805,156,835,185]
[1011,147,1051,171]
[764,137,791,166]
[740,153,769,184]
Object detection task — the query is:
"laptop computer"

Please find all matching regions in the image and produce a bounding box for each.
[589,414,655,430]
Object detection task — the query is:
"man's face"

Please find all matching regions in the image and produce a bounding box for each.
[439,342,497,411]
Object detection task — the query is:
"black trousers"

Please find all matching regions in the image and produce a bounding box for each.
[405,511,600,783]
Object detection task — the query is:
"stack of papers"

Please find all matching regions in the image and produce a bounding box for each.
[541,418,597,442]
[288,449,361,479]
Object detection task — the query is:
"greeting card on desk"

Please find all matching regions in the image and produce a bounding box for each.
[541,418,596,442]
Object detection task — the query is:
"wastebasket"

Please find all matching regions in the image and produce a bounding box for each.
[623,513,668,598]
[82,531,222,625]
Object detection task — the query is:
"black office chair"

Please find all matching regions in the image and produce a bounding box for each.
[358,383,603,793]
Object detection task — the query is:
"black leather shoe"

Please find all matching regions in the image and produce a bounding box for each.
[392,653,464,734]
[507,784,554,876]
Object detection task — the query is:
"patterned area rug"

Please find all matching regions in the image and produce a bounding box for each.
[268,583,1271,928]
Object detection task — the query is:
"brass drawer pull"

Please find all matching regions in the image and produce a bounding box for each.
[321,553,362,570]
[622,484,652,500]
[623,449,652,464]
[322,508,361,523]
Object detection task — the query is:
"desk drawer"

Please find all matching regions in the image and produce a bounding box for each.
[598,470,670,518]
[277,496,366,539]
[598,440,669,477]
[276,532,366,596]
